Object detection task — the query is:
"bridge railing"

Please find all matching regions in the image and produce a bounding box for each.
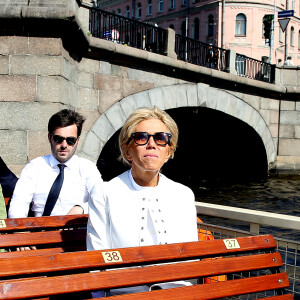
[236,53,275,83]
[89,6,166,55]
[175,34,229,72]
[80,2,276,83]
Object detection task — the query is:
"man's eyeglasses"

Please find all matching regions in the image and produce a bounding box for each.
[127,132,172,146]
[51,135,78,146]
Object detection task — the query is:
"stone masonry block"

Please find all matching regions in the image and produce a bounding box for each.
[186,84,198,107]
[91,113,116,144]
[0,130,27,165]
[0,102,65,131]
[161,85,187,110]
[242,94,260,111]
[295,125,300,138]
[63,59,78,83]
[270,110,279,124]
[78,71,94,88]
[0,36,29,55]
[120,95,138,118]
[281,69,297,86]
[281,101,295,110]
[261,98,279,110]
[29,37,62,55]
[122,78,154,98]
[235,99,248,121]
[28,130,50,161]
[111,64,128,78]
[10,55,64,76]
[215,90,230,113]
[280,111,300,125]
[77,87,99,110]
[269,124,279,138]
[279,124,295,138]
[81,130,103,162]
[99,61,112,75]
[0,56,9,74]
[132,90,152,109]
[278,138,300,156]
[197,83,209,107]
[296,102,300,111]
[37,76,70,104]
[98,90,122,115]
[78,58,99,73]
[105,103,127,131]
[206,87,219,110]
[259,109,270,126]
[94,74,122,92]
[148,87,166,110]
[0,75,36,102]
[78,109,100,132]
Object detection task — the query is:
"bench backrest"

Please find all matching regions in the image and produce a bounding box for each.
[0,215,88,258]
[0,234,292,299]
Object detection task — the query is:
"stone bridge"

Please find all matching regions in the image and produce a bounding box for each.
[1,0,300,182]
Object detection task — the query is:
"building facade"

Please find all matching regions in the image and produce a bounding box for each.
[97,0,300,66]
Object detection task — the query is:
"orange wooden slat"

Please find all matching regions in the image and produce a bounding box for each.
[0,236,279,278]
[0,215,88,232]
[0,228,87,248]
[105,273,290,300]
[0,252,284,298]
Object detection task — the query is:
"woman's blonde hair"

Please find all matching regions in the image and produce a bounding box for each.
[119,106,179,166]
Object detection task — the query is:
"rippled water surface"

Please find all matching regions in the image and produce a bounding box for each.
[193,173,300,241]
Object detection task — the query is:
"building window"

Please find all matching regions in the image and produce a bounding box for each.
[291,26,295,46]
[193,18,200,40]
[182,0,186,6]
[235,13,246,36]
[169,0,175,9]
[158,0,164,12]
[125,6,130,18]
[147,0,152,15]
[136,2,142,18]
[207,15,214,39]
[298,30,300,50]
[279,26,283,42]
[117,8,121,15]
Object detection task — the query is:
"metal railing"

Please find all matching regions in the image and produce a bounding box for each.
[175,34,229,72]
[196,201,300,298]
[89,7,166,55]
[236,53,275,83]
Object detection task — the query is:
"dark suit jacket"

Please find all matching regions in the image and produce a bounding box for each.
[0,156,18,198]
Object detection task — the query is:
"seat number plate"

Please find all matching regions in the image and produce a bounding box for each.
[0,220,6,228]
[223,239,240,249]
[102,251,123,263]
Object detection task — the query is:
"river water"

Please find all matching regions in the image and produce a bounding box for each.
[193,173,300,241]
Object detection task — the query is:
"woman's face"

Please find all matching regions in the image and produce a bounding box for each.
[123,118,171,175]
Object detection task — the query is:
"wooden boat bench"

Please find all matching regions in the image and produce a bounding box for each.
[0,215,88,258]
[0,234,293,299]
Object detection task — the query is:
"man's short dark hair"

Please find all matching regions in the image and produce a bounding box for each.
[48,109,86,137]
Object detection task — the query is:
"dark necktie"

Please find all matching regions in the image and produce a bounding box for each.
[43,164,66,216]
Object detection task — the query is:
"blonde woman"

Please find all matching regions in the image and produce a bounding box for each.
[87,107,198,296]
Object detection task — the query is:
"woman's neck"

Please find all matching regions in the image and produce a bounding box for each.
[132,169,160,187]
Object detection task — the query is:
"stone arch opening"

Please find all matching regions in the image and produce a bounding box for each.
[81,83,276,184]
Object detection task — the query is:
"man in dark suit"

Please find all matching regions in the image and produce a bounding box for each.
[0,156,18,198]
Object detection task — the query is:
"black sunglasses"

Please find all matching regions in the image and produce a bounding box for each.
[52,135,78,146]
[127,132,172,146]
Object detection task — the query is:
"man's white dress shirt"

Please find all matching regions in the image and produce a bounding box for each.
[9,154,102,218]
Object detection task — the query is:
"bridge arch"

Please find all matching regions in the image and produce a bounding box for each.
[81,83,276,169]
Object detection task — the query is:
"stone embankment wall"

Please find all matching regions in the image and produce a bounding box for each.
[1,0,300,174]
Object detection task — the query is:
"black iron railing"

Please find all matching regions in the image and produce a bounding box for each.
[235,54,275,83]
[89,7,166,55]
[175,34,229,72]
